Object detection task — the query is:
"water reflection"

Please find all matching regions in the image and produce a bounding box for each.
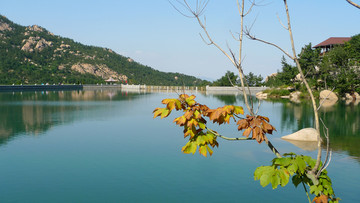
[0,90,143,146]
[207,94,360,161]
[1,91,359,161]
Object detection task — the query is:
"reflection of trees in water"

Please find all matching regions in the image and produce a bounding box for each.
[319,102,360,160]
[279,100,360,161]
[205,94,253,105]
[0,90,143,146]
[199,95,360,160]
[279,100,314,131]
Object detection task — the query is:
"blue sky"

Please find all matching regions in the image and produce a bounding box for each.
[1,0,359,81]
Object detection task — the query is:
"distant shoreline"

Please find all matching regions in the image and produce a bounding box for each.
[0,85,83,92]
[0,84,268,95]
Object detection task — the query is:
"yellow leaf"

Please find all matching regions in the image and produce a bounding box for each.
[153,108,163,118]
[173,116,186,126]
[199,145,207,157]
[206,145,213,156]
[161,108,170,119]
[234,106,244,115]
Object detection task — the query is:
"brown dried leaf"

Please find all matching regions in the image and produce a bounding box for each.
[237,119,249,131]
[243,127,252,137]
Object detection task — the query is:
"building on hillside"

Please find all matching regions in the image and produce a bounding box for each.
[313,37,351,54]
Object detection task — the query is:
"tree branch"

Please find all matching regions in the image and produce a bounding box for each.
[244,28,294,60]
[282,0,322,176]
[346,0,360,9]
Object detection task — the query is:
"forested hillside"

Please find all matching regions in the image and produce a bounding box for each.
[0,15,207,85]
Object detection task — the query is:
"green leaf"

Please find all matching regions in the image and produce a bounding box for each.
[295,156,307,174]
[278,168,290,187]
[254,166,272,180]
[292,174,302,187]
[270,171,280,189]
[273,157,291,167]
[255,166,275,187]
[310,185,322,196]
[303,156,316,168]
[287,163,298,176]
[260,171,273,187]
[198,122,206,130]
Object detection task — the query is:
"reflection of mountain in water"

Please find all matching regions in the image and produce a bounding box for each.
[0,90,144,146]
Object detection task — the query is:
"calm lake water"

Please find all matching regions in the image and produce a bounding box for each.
[0,89,359,202]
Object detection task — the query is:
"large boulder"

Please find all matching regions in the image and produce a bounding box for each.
[320,90,338,101]
[355,92,360,100]
[345,93,353,100]
[281,128,319,142]
[290,91,301,103]
[256,91,267,100]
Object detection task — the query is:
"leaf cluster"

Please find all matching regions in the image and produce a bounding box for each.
[254,153,339,202]
[153,94,248,157]
[237,115,276,143]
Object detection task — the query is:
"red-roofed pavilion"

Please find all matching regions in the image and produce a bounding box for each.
[313,37,351,54]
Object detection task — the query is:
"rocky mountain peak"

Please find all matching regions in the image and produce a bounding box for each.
[0,16,13,32]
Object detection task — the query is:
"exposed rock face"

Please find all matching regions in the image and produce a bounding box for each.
[71,63,128,81]
[26,25,44,32]
[294,73,302,81]
[256,91,268,99]
[35,39,53,51]
[281,128,319,142]
[0,20,12,32]
[21,36,52,52]
[320,90,338,101]
[265,73,278,82]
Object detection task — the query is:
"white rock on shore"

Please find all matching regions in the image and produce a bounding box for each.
[289,91,301,103]
[281,128,319,142]
[256,91,267,99]
[320,90,338,101]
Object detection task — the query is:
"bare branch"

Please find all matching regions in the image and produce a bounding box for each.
[276,13,289,30]
[318,118,332,176]
[207,128,253,141]
[244,28,294,59]
[346,0,360,9]
[199,33,212,45]
[230,30,240,41]
[254,98,262,115]
[282,0,322,176]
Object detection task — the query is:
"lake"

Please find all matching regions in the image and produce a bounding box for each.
[0,89,359,202]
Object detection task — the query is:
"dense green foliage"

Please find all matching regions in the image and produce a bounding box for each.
[245,72,263,86]
[212,71,238,86]
[265,36,360,96]
[211,71,263,87]
[0,15,207,85]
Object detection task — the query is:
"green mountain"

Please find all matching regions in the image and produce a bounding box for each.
[0,15,208,86]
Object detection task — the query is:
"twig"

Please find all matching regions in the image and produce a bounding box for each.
[207,128,253,141]
[276,13,289,30]
[245,28,294,60]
